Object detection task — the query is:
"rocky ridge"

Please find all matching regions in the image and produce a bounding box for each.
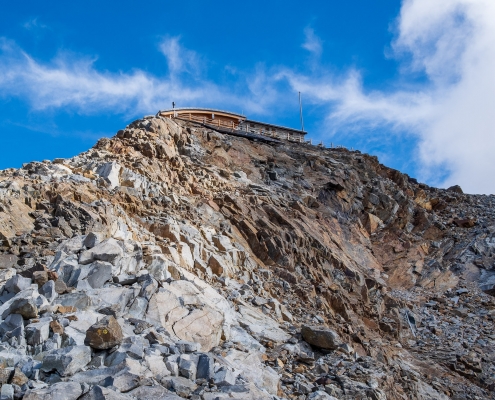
[0,115,494,399]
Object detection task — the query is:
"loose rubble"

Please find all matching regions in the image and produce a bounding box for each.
[0,115,494,398]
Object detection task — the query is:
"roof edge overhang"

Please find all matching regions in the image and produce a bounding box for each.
[245,119,307,135]
[158,107,246,119]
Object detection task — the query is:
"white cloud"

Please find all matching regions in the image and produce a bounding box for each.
[23,17,48,31]
[159,36,201,76]
[2,0,495,193]
[0,37,286,119]
[0,38,228,116]
[283,0,495,194]
[302,27,322,57]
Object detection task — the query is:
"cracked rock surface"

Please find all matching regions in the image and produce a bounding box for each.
[0,116,495,398]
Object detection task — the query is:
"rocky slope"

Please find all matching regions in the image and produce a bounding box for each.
[0,115,495,399]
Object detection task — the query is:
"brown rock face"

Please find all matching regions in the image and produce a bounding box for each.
[33,270,48,287]
[2,115,495,398]
[3,298,38,319]
[301,325,342,350]
[84,316,123,350]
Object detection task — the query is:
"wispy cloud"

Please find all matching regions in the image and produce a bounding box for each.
[2,0,495,193]
[302,27,322,57]
[281,0,495,194]
[23,17,48,31]
[159,36,202,77]
[0,38,223,116]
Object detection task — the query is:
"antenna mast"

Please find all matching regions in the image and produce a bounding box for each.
[299,92,304,132]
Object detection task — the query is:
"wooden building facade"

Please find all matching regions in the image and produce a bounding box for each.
[158,107,307,143]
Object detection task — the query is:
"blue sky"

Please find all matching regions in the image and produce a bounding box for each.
[1,0,495,193]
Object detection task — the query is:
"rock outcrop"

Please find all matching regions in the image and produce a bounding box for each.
[0,115,494,399]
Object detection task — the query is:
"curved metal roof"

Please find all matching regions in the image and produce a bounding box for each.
[158,107,246,119]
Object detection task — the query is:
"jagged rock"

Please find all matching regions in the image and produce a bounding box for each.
[96,162,121,189]
[83,232,103,249]
[25,318,51,345]
[214,366,237,386]
[84,315,123,349]
[0,255,17,270]
[447,185,464,194]
[178,354,198,380]
[41,345,91,376]
[0,314,24,342]
[1,114,495,399]
[80,385,132,400]
[32,270,48,287]
[23,382,84,400]
[3,274,31,294]
[301,325,342,350]
[0,384,13,400]
[83,261,113,288]
[197,353,214,380]
[2,297,38,319]
[127,385,182,399]
[237,305,291,343]
[307,391,338,400]
[79,238,123,265]
[39,280,57,302]
[161,376,197,397]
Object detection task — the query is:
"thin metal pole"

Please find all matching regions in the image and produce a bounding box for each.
[299,92,304,132]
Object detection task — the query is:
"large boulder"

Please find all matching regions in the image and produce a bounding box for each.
[146,285,224,351]
[84,316,123,350]
[301,325,342,350]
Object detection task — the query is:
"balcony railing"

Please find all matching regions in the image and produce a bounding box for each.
[164,113,304,143]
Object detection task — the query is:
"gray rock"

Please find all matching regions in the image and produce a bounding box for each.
[0,384,13,400]
[80,385,132,400]
[196,353,214,380]
[138,276,158,301]
[178,354,198,380]
[23,382,84,400]
[0,255,17,270]
[165,359,179,377]
[161,376,198,397]
[69,364,127,385]
[83,232,103,249]
[301,325,342,350]
[0,314,24,342]
[56,236,85,255]
[39,280,57,303]
[121,335,147,358]
[96,162,121,189]
[307,391,338,400]
[25,318,51,345]
[3,275,32,294]
[214,366,237,386]
[79,238,123,265]
[126,297,148,319]
[58,292,92,310]
[177,340,200,353]
[2,297,38,319]
[128,385,182,399]
[109,370,142,393]
[85,261,113,289]
[41,345,91,376]
[113,274,137,285]
[53,255,80,287]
